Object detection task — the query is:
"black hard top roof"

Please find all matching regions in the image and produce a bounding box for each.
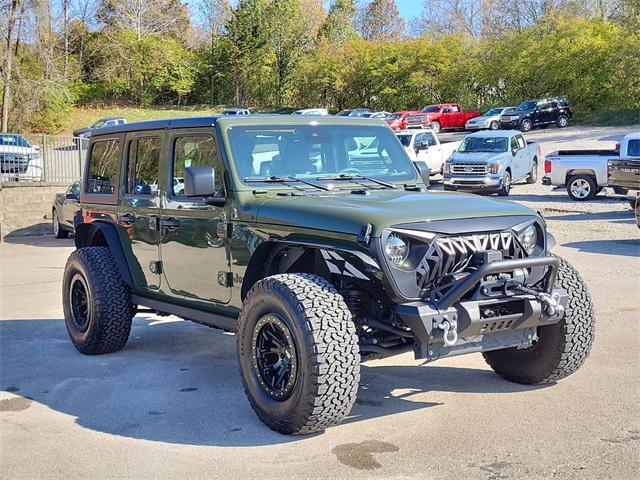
[91,116,223,136]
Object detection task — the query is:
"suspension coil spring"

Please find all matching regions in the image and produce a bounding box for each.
[343,294,364,320]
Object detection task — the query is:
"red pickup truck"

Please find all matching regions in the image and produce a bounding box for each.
[385,110,430,131]
[421,103,482,133]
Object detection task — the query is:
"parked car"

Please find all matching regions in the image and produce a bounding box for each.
[465,107,515,131]
[386,111,431,131]
[542,132,639,201]
[337,108,371,117]
[292,108,329,116]
[63,115,593,435]
[52,181,81,238]
[73,117,127,141]
[361,111,391,119]
[444,130,541,196]
[499,98,572,132]
[420,103,482,133]
[222,108,251,115]
[395,129,460,175]
[0,133,40,174]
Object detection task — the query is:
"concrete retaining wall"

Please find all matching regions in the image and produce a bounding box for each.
[0,183,69,239]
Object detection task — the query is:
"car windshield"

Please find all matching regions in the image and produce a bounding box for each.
[227,124,417,187]
[422,106,440,113]
[386,113,402,120]
[91,120,106,128]
[484,108,504,116]
[517,101,537,111]
[337,110,352,116]
[458,136,508,153]
[0,134,30,147]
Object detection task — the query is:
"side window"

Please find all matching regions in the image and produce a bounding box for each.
[67,182,80,195]
[517,136,526,149]
[627,140,640,157]
[172,135,223,197]
[126,137,161,195]
[87,139,120,194]
[451,105,460,112]
[510,136,519,151]
[443,107,451,113]
[537,101,548,110]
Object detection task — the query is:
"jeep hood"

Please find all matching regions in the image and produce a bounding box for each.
[254,190,536,237]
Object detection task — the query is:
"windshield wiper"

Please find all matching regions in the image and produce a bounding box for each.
[316,174,396,189]
[244,176,330,191]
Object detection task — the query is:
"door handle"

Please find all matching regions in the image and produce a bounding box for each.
[160,217,180,231]
[118,213,136,226]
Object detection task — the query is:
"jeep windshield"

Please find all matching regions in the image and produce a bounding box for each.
[227,124,417,187]
[458,136,508,153]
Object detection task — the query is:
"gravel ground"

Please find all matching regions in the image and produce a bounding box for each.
[1,125,638,480]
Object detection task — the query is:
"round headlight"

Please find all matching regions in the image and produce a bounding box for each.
[518,224,537,254]
[384,234,409,264]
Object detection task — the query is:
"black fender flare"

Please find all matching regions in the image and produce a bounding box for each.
[74,220,134,287]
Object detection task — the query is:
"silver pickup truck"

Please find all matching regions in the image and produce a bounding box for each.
[443,130,540,196]
[543,132,640,201]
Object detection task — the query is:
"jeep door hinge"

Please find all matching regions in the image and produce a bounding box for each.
[150,261,163,275]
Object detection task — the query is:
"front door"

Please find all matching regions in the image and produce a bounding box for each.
[160,130,231,304]
[118,131,164,291]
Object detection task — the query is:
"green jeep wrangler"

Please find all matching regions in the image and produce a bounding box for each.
[63,116,595,434]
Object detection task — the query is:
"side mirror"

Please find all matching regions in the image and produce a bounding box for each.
[414,161,430,187]
[184,166,216,197]
[417,141,429,151]
[512,148,518,156]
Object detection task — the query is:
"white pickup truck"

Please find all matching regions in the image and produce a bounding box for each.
[395,129,460,175]
[542,132,640,201]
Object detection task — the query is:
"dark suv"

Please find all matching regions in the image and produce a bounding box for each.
[500,98,573,132]
[62,116,594,435]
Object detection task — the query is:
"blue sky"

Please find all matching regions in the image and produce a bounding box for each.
[394,0,423,21]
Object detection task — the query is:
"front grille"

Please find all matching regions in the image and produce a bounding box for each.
[450,163,488,175]
[406,115,428,125]
[415,231,524,290]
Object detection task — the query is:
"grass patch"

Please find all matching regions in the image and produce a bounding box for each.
[573,109,640,127]
[63,104,224,133]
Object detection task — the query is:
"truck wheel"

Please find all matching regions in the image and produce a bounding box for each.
[557,115,569,128]
[567,175,597,201]
[483,256,594,384]
[526,160,538,184]
[498,170,511,196]
[62,247,135,355]
[520,119,532,132]
[431,121,441,133]
[237,273,360,435]
[53,210,69,239]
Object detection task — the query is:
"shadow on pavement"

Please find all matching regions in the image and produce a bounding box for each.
[562,239,640,257]
[2,225,74,248]
[0,316,540,447]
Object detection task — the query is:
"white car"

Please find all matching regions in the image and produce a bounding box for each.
[395,129,460,175]
[292,108,329,116]
[0,133,40,176]
[465,107,515,131]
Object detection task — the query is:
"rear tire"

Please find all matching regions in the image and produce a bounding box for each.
[237,273,360,435]
[483,256,594,384]
[526,159,538,184]
[567,175,597,201]
[557,115,569,128]
[62,247,134,355]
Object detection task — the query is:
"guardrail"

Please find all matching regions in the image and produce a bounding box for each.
[0,135,87,185]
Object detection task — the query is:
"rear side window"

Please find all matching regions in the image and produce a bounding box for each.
[87,139,120,194]
[627,140,640,157]
[172,135,223,197]
[516,136,526,149]
[126,137,161,195]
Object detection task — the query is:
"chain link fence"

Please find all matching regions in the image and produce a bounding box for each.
[0,134,87,185]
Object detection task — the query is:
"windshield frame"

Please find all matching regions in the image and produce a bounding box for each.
[218,120,419,191]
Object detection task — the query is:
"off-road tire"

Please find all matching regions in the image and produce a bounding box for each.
[526,159,538,184]
[53,210,69,238]
[237,273,360,435]
[483,256,594,384]
[62,247,134,355]
[567,174,597,201]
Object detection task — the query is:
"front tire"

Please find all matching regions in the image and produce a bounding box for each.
[498,170,511,196]
[62,247,134,354]
[237,273,360,435]
[520,119,532,132]
[483,256,594,384]
[489,121,499,130]
[431,121,441,133]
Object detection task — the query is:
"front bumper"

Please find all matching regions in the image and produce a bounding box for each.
[444,173,504,191]
[499,119,521,129]
[396,256,567,360]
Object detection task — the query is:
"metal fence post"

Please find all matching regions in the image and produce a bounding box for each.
[41,134,47,182]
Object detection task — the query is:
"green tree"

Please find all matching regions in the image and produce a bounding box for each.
[319,0,357,45]
[359,0,405,41]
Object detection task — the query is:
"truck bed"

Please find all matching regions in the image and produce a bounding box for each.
[554,149,618,157]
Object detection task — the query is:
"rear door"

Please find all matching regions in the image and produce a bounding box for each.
[511,135,530,179]
[119,131,164,291]
[160,129,231,305]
